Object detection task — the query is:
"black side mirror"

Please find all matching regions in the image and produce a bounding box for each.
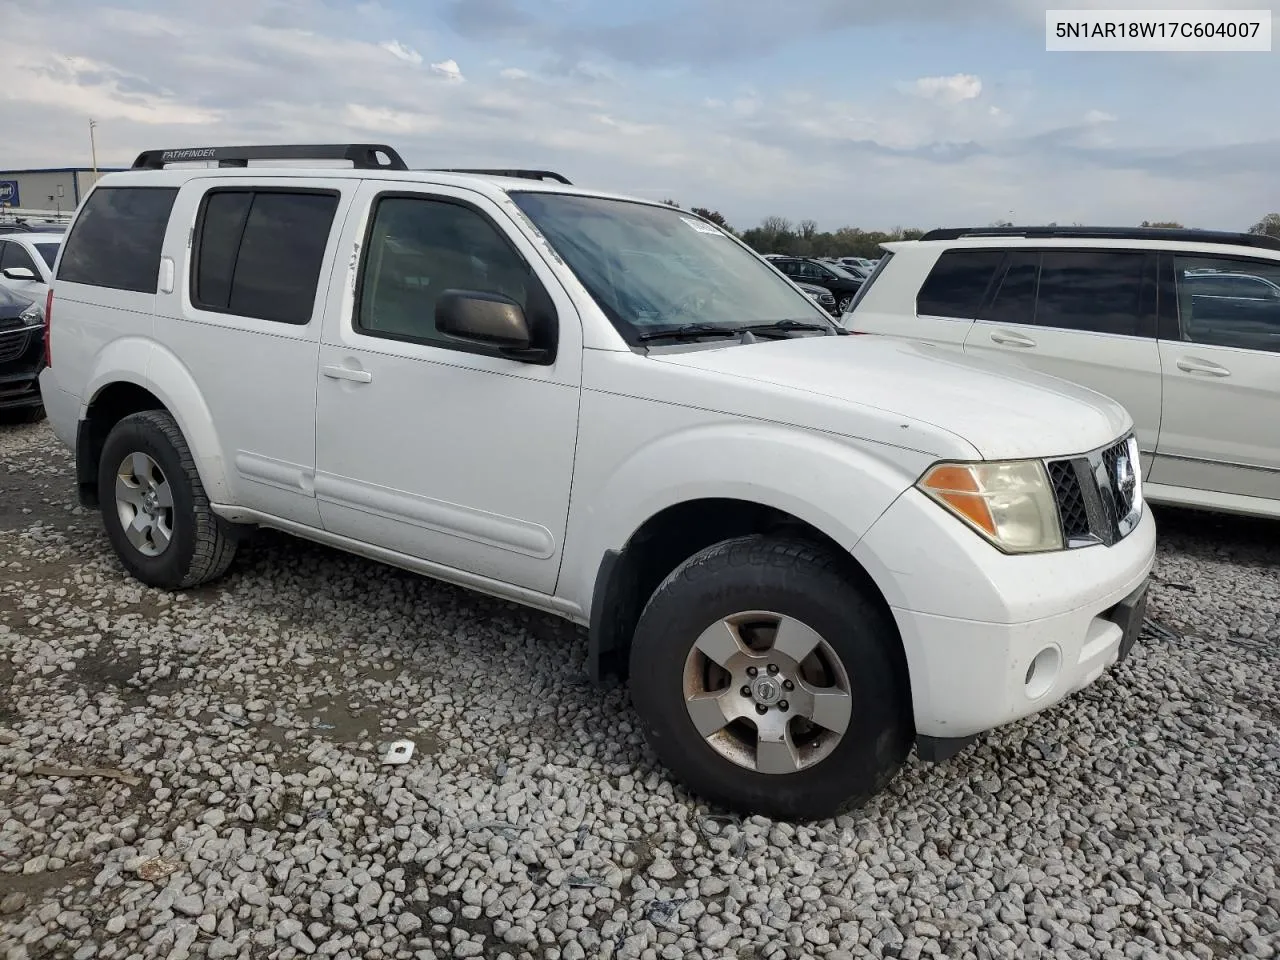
[435,290,550,363]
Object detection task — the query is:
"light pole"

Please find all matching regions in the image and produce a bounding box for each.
[89,119,98,173]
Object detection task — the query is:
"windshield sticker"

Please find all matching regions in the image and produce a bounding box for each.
[680,216,725,236]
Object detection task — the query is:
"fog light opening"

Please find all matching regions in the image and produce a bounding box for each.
[1024,645,1061,700]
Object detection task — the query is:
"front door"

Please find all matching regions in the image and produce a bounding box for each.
[314,182,582,595]
[1153,252,1280,503]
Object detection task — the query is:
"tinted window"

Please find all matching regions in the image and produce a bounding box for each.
[356,196,536,347]
[192,190,338,324]
[1035,251,1145,335]
[193,191,252,311]
[917,249,1004,318]
[1174,256,1280,353]
[983,252,1038,326]
[34,242,59,270]
[0,241,39,275]
[57,187,177,293]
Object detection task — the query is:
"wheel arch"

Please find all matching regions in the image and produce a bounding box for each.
[586,497,909,716]
[77,344,230,507]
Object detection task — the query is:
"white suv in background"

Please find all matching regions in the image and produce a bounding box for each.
[846,226,1280,520]
[39,145,1154,820]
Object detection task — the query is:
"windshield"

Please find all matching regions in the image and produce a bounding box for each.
[34,242,59,270]
[509,192,832,341]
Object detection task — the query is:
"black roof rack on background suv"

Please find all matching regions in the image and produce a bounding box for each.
[131,144,408,171]
[427,168,573,184]
[919,225,1280,252]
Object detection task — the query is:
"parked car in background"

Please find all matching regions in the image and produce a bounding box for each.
[41,145,1154,820]
[769,257,864,313]
[795,280,838,314]
[0,285,46,422]
[0,232,62,303]
[846,225,1280,520]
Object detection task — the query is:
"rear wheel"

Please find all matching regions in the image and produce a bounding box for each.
[837,295,854,313]
[629,535,911,821]
[98,410,238,589]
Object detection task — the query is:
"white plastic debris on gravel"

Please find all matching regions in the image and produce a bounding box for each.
[1,420,1277,960]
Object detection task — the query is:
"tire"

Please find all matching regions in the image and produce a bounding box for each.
[837,295,854,314]
[629,535,911,821]
[97,410,238,590]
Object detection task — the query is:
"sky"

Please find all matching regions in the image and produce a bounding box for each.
[2,0,1279,232]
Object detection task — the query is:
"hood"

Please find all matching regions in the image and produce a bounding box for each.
[650,334,1132,461]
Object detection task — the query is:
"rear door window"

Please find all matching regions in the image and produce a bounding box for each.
[56,186,178,293]
[982,252,1039,326]
[916,249,1005,318]
[1174,255,1280,352]
[191,189,339,325]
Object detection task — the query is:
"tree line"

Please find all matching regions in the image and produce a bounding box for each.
[659,200,1280,258]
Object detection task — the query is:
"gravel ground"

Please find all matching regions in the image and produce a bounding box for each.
[0,418,1276,960]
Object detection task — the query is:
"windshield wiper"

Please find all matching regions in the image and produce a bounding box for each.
[742,319,838,335]
[636,323,745,343]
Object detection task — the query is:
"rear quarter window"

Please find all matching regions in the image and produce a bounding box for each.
[56,186,178,293]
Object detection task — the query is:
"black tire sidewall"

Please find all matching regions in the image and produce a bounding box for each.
[629,538,910,821]
[98,415,201,589]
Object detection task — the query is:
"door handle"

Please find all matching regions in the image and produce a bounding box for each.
[1175,357,1230,377]
[990,331,1036,348]
[322,364,372,383]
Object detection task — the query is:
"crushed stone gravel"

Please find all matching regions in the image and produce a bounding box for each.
[1,419,1276,960]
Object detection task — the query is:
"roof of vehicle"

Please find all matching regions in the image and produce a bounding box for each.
[92,142,698,219]
[908,224,1280,257]
[0,232,62,243]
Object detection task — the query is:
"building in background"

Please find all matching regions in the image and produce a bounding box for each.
[0,168,124,215]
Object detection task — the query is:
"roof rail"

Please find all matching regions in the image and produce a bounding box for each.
[919,225,1280,252]
[428,168,572,184]
[131,144,407,171]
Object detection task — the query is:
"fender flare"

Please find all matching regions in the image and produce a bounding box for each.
[82,339,231,503]
[563,422,928,678]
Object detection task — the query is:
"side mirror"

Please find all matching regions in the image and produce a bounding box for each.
[436,290,549,362]
[2,267,37,281]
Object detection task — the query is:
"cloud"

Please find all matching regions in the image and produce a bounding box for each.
[1084,109,1117,124]
[430,58,464,82]
[904,74,983,104]
[380,40,422,65]
[0,0,1276,237]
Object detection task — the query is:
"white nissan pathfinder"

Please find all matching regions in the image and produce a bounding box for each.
[37,144,1155,820]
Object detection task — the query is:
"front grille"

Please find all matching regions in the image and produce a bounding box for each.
[0,331,30,364]
[1101,440,1135,518]
[1046,435,1141,548]
[1047,460,1090,540]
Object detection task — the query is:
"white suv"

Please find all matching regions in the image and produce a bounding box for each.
[38,145,1155,820]
[846,226,1280,520]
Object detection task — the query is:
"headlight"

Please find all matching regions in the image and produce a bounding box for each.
[917,459,1063,553]
[19,302,44,328]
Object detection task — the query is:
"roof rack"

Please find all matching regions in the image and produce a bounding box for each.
[919,225,1280,252]
[428,168,572,184]
[131,144,407,171]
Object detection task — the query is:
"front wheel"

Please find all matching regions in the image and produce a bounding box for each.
[629,536,911,821]
[837,295,854,314]
[98,410,239,590]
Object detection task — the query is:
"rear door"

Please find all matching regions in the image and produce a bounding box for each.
[1153,252,1280,503]
[962,248,1163,467]
[155,177,356,528]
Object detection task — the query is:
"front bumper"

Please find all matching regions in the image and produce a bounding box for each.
[853,487,1156,743]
